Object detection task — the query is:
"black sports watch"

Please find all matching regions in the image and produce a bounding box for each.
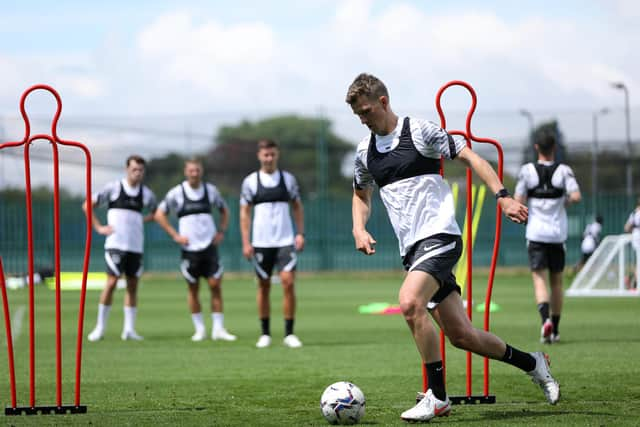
[495,188,510,200]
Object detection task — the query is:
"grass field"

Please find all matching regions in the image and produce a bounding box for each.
[1,270,639,426]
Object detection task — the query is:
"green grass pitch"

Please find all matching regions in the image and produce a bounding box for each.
[1,270,639,426]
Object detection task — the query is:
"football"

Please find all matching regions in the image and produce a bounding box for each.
[320,381,366,425]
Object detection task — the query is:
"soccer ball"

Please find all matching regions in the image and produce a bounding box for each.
[320,381,366,425]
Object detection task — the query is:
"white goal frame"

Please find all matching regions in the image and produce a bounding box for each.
[567,234,640,297]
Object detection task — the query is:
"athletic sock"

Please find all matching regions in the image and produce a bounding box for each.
[537,302,550,323]
[96,304,111,330]
[191,312,205,333]
[425,361,447,401]
[551,315,561,335]
[123,306,137,332]
[260,317,270,336]
[501,344,536,372]
[285,318,294,336]
[212,312,224,332]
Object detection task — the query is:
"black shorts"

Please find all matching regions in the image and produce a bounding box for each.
[402,234,462,308]
[105,249,143,278]
[527,241,566,273]
[181,244,223,284]
[252,245,297,279]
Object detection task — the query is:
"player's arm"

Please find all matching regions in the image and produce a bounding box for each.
[291,199,305,252]
[239,204,254,259]
[82,198,112,236]
[213,205,229,246]
[455,146,528,224]
[352,186,376,255]
[624,214,634,233]
[154,208,188,246]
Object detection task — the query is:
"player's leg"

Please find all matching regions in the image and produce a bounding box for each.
[254,248,274,348]
[398,270,450,422]
[208,271,236,341]
[528,241,553,342]
[121,252,143,341]
[278,245,301,348]
[548,243,566,342]
[88,250,122,341]
[436,291,559,404]
[180,251,206,340]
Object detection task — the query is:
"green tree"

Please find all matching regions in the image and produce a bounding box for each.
[207,115,353,196]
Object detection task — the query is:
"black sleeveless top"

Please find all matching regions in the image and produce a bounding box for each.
[253,170,290,204]
[177,183,211,218]
[108,182,144,212]
[527,163,565,199]
[366,117,441,188]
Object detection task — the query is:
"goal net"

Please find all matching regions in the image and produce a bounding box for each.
[567,234,640,297]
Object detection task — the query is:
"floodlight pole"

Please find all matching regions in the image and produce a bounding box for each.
[592,108,609,214]
[519,109,534,160]
[611,82,632,198]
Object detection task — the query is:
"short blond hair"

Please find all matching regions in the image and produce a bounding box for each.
[345,73,389,105]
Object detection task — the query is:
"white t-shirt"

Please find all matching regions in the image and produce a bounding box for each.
[93,179,157,253]
[353,116,466,257]
[240,170,300,248]
[158,182,227,252]
[514,161,580,243]
[625,209,640,249]
[581,221,602,254]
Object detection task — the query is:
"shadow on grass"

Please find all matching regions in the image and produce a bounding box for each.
[446,408,617,424]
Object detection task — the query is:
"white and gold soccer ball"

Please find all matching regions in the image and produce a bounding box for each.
[320,381,366,425]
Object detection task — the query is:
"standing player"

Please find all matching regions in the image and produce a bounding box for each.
[240,139,305,349]
[154,159,236,342]
[574,214,603,273]
[346,73,559,422]
[624,198,640,288]
[514,133,581,344]
[84,155,157,341]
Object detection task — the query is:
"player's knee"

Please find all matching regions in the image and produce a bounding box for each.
[447,326,474,350]
[399,297,420,320]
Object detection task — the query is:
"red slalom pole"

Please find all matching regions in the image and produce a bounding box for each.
[0,258,17,408]
[1,84,91,415]
[429,80,503,405]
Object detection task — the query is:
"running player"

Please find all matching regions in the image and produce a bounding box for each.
[346,73,560,422]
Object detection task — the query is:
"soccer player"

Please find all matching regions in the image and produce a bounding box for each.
[84,155,157,341]
[574,214,603,273]
[624,198,640,288]
[154,159,236,342]
[514,134,581,344]
[346,73,559,422]
[240,139,305,349]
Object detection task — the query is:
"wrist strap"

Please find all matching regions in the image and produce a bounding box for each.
[495,188,510,200]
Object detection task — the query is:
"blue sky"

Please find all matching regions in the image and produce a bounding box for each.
[0,0,638,190]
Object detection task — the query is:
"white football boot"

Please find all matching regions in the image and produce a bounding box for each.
[283,334,303,348]
[87,328,104,342]
[256,334,272,348]
[121,330,144,341]
[400,389,451,422]
[528,352,560,404]
[212,328,237,341]
[540,319,553,344]
[191,329,207,342]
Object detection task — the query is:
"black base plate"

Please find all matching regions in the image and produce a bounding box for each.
[450,395,496,405]
[5,405,87,415]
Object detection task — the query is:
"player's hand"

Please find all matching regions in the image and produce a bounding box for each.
[96,225,114,236]
[174,235,189,245]
[295,233,305,252]
[242,242,255,259]
[213,231,225,246]
[353,229,376,255]
[499,197,528,224]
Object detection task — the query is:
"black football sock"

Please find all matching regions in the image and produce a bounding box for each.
[537,302,550,323]
[501,344,536,372]
[285,318,294,336]
[260,317,270,336]
[551,315,560,335]
[425,361,447,401]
